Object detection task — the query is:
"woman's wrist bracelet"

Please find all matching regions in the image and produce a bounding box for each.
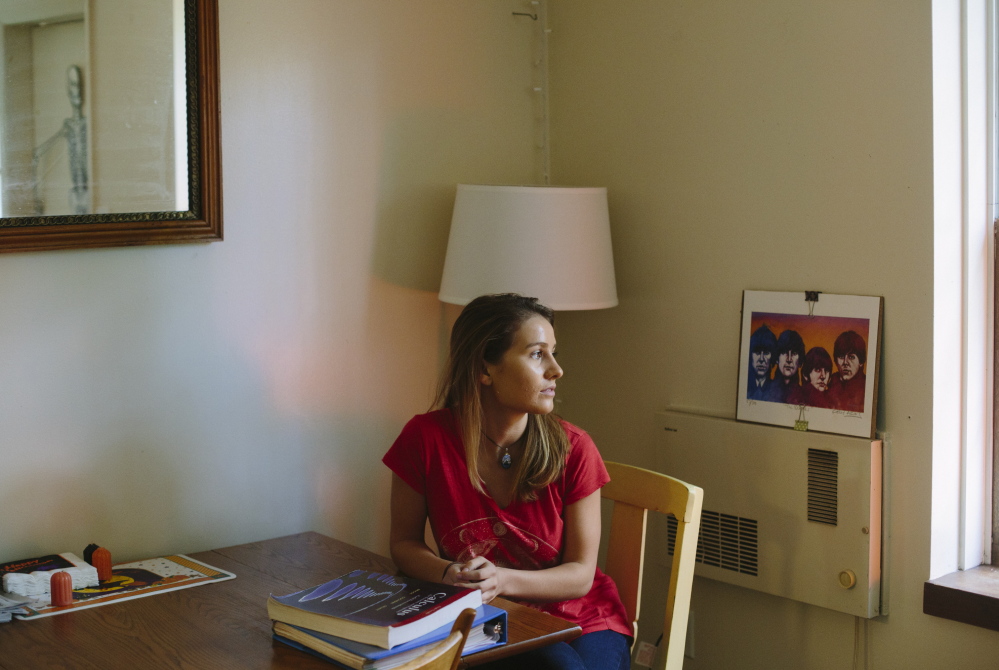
[441,561,461,581]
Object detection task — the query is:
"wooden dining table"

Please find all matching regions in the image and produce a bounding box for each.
[0,532,581,669]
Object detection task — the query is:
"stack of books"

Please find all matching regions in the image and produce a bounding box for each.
[267,569,507,669]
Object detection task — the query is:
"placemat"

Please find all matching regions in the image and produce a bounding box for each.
[14,554,235,620]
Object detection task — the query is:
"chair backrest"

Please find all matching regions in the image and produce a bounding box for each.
[393,608,476,670]
[602,461,703,670]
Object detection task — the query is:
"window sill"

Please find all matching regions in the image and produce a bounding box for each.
[923,565,999,631]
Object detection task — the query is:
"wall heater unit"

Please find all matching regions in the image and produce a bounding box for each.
[655,410,883,618]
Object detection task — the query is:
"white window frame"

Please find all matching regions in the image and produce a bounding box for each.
[930,0,995,578]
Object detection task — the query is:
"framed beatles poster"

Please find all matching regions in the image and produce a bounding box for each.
[736,290,883,438]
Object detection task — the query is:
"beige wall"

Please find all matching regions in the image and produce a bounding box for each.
[548,0,998,668]
[1,24,35,215]
[89,0,175,212]
[0,0,535,563]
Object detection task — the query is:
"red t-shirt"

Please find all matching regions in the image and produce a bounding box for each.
[383,409,632,638]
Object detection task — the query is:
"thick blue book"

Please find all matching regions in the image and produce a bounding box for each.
[267,570,483,649]
[272,604,507,670]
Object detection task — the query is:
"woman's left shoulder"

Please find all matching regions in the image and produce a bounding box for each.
[557,418,593,445]
[556,418,609,496]
[557,418,601,462]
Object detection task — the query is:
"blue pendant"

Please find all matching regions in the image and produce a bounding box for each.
[501,451,512,469]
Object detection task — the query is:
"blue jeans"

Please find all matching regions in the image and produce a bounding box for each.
[476,630,632,670]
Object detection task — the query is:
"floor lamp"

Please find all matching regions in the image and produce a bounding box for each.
[438,184,618,310]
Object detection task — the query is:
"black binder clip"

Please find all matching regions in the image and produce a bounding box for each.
[805,291,821,317]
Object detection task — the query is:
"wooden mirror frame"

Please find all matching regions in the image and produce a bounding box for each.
[0,0,222,253]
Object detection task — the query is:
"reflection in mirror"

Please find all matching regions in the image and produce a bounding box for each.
[0,0,189,219]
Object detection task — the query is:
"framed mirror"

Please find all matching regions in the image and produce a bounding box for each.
[0,0,221,253]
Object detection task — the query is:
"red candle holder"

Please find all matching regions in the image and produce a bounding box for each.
[92,547,112,582]
[50,571,73,607]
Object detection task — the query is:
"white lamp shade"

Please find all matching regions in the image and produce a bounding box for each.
[439,185,618,310]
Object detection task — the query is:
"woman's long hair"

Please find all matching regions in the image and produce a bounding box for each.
[433,294,571,502]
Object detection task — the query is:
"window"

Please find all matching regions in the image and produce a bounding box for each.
[924,0,999,631]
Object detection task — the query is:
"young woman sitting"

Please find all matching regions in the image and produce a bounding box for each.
[383,293,632,670]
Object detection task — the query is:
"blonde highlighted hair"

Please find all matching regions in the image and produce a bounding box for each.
[433,294,571,502]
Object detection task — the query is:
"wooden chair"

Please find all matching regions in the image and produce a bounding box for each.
[602,461,704,670]
[394,608,476,670]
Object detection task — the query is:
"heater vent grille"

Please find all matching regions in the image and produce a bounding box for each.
[807,448,839,525]
[668,510,758,576]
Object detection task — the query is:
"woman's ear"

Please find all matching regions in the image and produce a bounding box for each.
[479,361,493,386]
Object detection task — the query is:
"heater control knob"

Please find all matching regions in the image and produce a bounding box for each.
[838,570,857,589]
